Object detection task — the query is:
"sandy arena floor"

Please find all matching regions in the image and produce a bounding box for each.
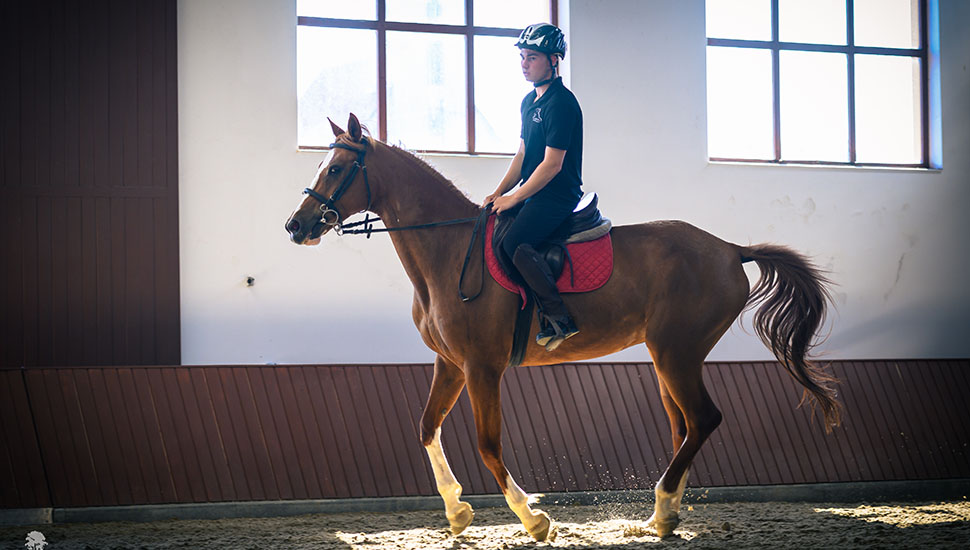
[3,499,968,549]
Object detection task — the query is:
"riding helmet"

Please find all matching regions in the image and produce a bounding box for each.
[515,23,567,59]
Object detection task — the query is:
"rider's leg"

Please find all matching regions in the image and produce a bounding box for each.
[512,244,579,349]
[500,199,579,350]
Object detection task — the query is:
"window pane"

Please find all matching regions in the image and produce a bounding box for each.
[475,36,531,153]
[854,0,919,49]
[706,47,774,160]
[706,0,771,41]
[298,27,378,147]
[386,0,464,25]
[779,51,848,161]
[474,0,550,30]
[779,0,846,45]
[386,32,466,150]
[297,0,376,20]
[855,55,921,164]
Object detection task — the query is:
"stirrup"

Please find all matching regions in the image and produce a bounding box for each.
[536,315,579,351]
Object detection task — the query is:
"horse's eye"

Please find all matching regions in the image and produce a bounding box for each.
[328,165,341,175]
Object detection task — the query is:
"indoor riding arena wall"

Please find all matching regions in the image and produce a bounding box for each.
[2,360,968,510]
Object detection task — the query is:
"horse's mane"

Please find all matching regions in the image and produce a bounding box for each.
[381,142,477,208]
[332,131,476,208]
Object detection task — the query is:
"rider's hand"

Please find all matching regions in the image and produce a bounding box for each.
[492,194,521,215]
[483,192,501,207]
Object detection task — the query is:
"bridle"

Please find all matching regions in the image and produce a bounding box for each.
[302,137,372,234]
[298,135,490,301]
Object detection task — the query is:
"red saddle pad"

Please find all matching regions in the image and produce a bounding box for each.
[485,215,613,303]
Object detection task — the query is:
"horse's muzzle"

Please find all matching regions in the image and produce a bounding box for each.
[285,215,327,244]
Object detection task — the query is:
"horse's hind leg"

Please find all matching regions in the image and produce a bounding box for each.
[421,355,474,534]
[465,362,553,541]
[657,379,691,510]
[647,351,723,537]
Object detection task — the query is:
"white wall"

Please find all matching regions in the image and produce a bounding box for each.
[178,0,970,365]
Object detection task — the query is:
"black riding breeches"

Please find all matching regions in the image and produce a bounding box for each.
[499,198,576,260]
[501,198,577,319]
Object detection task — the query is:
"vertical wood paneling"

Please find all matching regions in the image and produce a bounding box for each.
[940,361,970,467]
[357,366,405,497]
[133,368,177,503]
[503,368,551,490]
[213,367,259,501]
[499,372,533,487]
[920,361,966,473]
[282,367,331,500]
[301,367,351,498]
[0,370,49,508]
[706,365,754,484]
[273,366,319,499]
[232,368,278,501]
[330,367,378,497]
[250,367,297,500]
[523,368,569,491]
[86,369,126,503]
[105,368,149,504]
[2,0,179,369]
[375,366,420,496]
[25,370,69,506]
[4,361,969,509]
[66,370,112,505]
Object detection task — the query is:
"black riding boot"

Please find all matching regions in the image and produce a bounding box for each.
[512,244,579,351]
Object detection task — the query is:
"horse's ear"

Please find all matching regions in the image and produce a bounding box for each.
[328,117,345,138]
[347,113,362,142]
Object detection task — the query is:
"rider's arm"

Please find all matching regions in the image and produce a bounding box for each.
[485,140,526,203]
[507,146,566,202]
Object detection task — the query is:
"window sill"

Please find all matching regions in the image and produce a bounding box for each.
[707,159,941,173]
[297,146,515,159]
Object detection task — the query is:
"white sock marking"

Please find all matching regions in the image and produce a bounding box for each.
[425,428,464,520]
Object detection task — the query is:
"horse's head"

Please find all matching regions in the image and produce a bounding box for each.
[285,113,373,245]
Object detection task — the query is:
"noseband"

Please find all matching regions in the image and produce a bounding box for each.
[303,137,372,233]
[297,136,489,301]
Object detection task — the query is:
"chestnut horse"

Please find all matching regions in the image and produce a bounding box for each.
[285,114,839,540]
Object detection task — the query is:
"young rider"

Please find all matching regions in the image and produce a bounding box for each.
[483,23,584,351]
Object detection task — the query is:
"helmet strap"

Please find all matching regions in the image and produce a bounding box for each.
[533,55,558,88]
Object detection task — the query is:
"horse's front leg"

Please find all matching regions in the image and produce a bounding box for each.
[465,362,553,541]
[421,355,474,534]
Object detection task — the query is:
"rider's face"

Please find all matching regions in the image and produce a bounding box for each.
[520,49,554,83]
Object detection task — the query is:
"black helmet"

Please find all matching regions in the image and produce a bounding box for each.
[515,23,566,59]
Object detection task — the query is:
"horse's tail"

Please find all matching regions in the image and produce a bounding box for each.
[740,244,841,431]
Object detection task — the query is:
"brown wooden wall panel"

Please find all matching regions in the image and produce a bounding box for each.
[0,370,50,508]
[2,360,968,509]
[0,0,180,368]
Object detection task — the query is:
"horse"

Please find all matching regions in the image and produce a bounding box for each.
[284,114,840,540]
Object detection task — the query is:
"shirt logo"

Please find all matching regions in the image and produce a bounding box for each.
[532,108,542,123]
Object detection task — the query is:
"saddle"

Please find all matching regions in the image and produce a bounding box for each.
[492,193,612,286]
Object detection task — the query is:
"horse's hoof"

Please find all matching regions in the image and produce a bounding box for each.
[448,502,474,535]
[646,512,679,538]
[526,510,552,541]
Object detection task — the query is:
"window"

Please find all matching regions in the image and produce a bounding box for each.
[705,0,938,167]
[297,0,557,154]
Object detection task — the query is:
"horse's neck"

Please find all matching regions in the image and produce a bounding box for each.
[371,147,478,289]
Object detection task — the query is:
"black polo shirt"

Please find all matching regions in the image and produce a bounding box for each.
[519,77,584,206]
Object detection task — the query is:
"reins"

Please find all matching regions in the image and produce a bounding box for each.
[338,208,490,303]
[301,136,491,301]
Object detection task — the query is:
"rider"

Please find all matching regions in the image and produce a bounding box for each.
[483,23,583,351]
